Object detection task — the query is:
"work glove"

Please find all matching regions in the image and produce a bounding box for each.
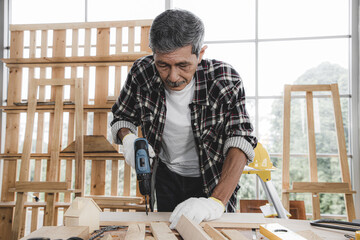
[169,197,225,229]
[122,133,155,168]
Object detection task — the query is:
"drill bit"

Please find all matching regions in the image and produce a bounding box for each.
[145,195,149,215]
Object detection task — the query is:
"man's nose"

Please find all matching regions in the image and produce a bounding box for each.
[168,67,180,82]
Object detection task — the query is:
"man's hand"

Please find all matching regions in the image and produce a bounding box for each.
[169,197,225,229]
[122,133,155,168]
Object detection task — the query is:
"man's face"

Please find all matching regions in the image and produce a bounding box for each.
[154,45,207,91]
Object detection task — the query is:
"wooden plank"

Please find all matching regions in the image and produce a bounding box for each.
[305,92,320,220]
[75,77,84,197]
[111,160,119,196]
[44,193,56,226]
[221,229,248,240]
[116,27,123,54]
[0,152,123,160]
[66,29,79,201]
[11,192,26,240]
[125,224,145,240]
[91,27,110,196]
[87,195,142,204]
[175,215,211,240]
[62,135,117,153]
[20,206,27,238]
[289,84,331,92]
[29,30,36,58]
[10,19,153,31]
[11,74,37,239]
[0,207,15,239]
[282,85,291,212]
[100,212,266,227]
[15,181,69,191]
[37,78,75,86]
[0,202,71,208]
[330,84,351,184]
[306,92,318,182]
[44,29,66,227]
[296,230,324,240]
[150,222,177,240]
[20,226,89,240]
[290,182,354,193]
[123,162,132,196]
[203,224,227,240]
[33,33,47,210]
[19,77,38,181]
[2,53,150,65]
[30,206,39,232]
[128,27,135,52]
[140,26,151,52]
[2,37,24,240]
[324,85,355,222]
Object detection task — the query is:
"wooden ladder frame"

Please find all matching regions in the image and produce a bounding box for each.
[282,83,356,221]
[11,77,84,240]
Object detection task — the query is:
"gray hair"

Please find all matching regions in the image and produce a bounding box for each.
[149,9,205,57]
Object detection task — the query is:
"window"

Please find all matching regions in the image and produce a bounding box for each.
[173,0,356,217]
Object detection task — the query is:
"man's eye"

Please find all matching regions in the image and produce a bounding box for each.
[179,64,189,68]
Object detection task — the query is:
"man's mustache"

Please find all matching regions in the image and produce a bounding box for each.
[164,79,187,87]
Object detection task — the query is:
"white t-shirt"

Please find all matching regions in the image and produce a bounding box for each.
[159,79,200,177]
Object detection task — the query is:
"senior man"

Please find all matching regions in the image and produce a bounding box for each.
[111,9,257,228]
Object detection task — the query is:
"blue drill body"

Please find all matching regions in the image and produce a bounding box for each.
[134,138,152,214]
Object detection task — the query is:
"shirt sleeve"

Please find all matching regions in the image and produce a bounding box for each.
[110,71,139,144]
[223,79,257,163]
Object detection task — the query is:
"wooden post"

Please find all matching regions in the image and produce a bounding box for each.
[330,84,356,221]
[306,92,321,220]
[91,27,110,196]
[3,30,23,240]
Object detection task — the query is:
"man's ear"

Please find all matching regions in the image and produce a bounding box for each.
[198,45,208,63]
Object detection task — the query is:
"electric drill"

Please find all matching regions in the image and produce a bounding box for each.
[134,138,152,215]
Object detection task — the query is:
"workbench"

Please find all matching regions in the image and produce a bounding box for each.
[22,212,356,239]
[99,212,354,240]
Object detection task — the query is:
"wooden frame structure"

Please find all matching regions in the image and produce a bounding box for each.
[282,84,356,221]
[0,19,152,239]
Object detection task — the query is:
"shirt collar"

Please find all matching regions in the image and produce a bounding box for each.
[192,60,209,106]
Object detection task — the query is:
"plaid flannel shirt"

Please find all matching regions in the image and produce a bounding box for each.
[111,55,257,212]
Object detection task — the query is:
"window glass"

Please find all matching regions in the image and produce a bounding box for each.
[88,0,164,21]
[173,0,255,41]
[205,43,255,96]
[11,0,85,24]
[258,38,349,96]
[259,0,349,38]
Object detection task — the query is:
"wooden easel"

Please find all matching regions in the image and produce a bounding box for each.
[282,84,356,221]
[11,78,84,240]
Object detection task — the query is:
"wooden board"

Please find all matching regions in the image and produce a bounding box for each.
[150,222,177,240]
[100,212,266,227]
[14,181,69,191]
[203,224,227,240]
[221,229,248,240]
[175,215,211,240]
[125,224,146,240]
[62,135,118,153]
[20,226,89,240]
